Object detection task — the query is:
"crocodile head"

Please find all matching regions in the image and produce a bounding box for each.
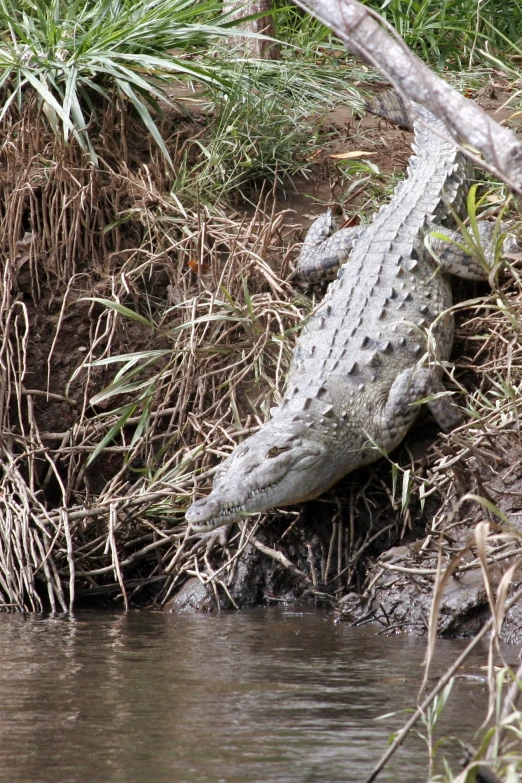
[185,418,332,532]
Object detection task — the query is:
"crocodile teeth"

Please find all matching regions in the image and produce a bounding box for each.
[219,503,246,518]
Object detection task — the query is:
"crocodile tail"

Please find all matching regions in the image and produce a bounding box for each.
[365,90,413,131]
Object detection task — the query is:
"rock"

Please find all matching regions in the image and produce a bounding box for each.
[164,578,215,613]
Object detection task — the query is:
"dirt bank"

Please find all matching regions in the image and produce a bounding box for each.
[2,78,522,640]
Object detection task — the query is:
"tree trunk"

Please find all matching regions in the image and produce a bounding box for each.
[224,0,281,59]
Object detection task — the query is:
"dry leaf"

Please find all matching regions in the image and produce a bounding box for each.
[328,150,377,159]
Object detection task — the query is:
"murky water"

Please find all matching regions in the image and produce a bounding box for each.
[0,608,493,783]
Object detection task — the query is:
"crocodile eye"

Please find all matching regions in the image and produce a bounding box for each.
[267,446,290,458]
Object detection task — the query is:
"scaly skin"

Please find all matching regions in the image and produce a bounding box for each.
[185,102,478,532]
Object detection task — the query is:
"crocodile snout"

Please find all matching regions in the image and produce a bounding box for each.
[185,496,219,528]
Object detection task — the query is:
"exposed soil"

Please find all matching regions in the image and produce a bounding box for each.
[3,75,522,638]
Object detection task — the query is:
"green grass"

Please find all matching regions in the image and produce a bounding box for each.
[171,59,366,203]
[375,0,522,68]
[274,0,522,69]
[0,0,249,165]
[0,0,372,193]
[273,1,339,56]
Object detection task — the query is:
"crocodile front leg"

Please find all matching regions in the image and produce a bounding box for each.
[295,220,367,282]
[379,367,462,453]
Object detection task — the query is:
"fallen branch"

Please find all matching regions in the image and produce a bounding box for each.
[293,0,522,194]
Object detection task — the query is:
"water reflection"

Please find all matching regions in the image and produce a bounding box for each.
[0,609,491,783]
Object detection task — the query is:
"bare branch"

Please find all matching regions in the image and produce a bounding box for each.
[293,0,522,194]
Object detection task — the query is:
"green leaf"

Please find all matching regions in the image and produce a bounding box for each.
[79,298,155,328]
[86,402,138,466]
[460,493,513,527]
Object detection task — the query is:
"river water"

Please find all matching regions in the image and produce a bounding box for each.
[0,608,493,783]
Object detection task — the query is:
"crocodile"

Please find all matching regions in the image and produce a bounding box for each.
[185,96,507,533]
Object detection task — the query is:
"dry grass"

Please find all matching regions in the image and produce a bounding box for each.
[2,84,522,638]
[0,98,318,610]
[353,241,522,780]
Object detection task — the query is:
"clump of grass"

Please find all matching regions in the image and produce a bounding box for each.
[171,63,349,203]
[275,0,522,68]
[375,0,522,68]
[273,1,340,56]
[0,0,248,165]
[0,0,370,179]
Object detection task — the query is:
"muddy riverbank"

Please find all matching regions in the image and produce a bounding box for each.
[1,76,522,643]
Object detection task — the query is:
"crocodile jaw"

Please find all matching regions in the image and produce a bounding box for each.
[185,420,330,532]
